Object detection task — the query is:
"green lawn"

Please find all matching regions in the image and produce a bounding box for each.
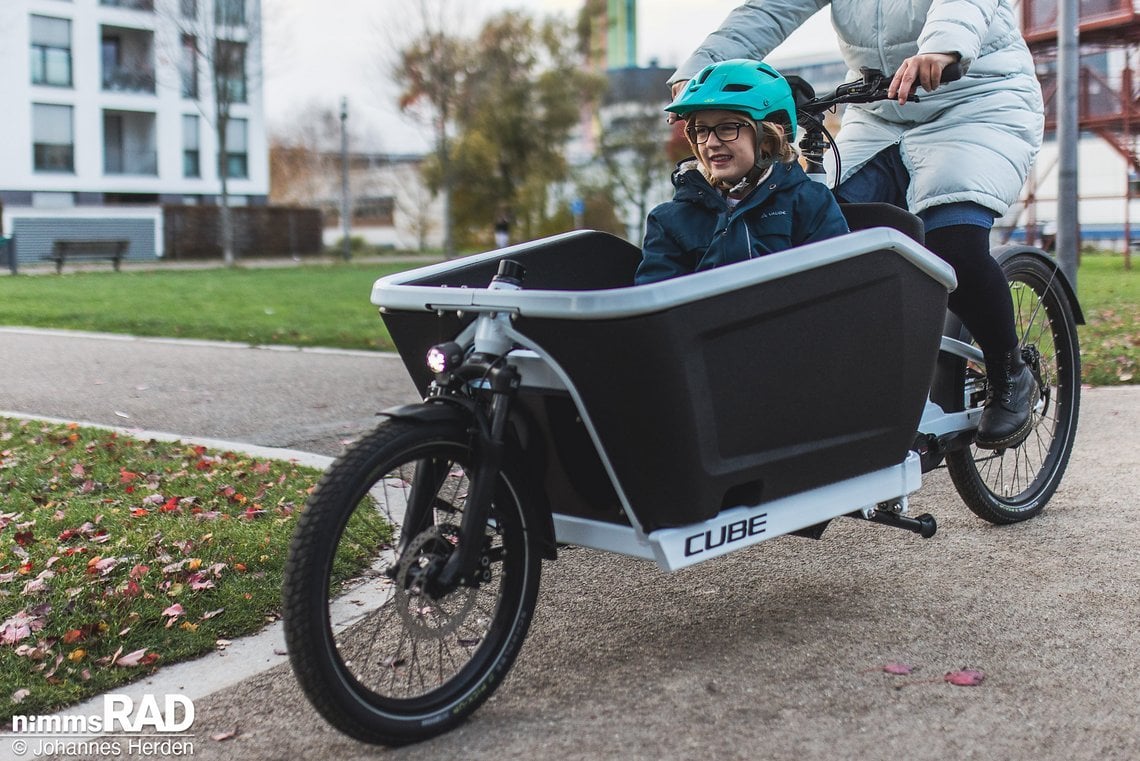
[0,253,1135,384]
[0,418,350,720]
[1076,253,1139,385]
[0,262,421,352]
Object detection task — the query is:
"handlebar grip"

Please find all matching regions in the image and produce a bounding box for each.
[940,62,963,84]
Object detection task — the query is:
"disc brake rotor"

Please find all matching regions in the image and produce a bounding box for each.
[393,525,478,638]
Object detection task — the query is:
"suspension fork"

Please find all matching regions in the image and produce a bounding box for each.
[397,457,450,554]
[427,359,521,596]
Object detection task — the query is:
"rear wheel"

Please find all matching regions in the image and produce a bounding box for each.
[947,253,1081,523]
[282,419,541,745]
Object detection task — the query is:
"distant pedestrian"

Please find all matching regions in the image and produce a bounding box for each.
[494,209,511,248]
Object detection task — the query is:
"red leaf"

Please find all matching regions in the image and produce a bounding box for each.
[211,727,239,742]
[188,573,215,591]
[71,463,86,478]
[162,603,184,618]
[159,498,180,514]
[119,468,139,484]
[131,508,149,517]
[883,663,915,675]
[945,669,985,686]
[62,628,85,644]
[14,531,35,547]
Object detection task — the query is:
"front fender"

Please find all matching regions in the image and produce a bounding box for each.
[379,399,558,560]
[380,398,475,427]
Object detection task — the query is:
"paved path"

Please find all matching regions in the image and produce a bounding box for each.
[2,328,1138,761]
[0,327,418,456]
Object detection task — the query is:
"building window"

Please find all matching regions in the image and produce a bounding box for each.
[101,27,156,93]
[104,193,159,205]
[180,34,198,98]
[180,0,197,19]
[222,118,248,179]
[354,197,396,226]
[33,103,74,173]
[30,16,72,88]
[214,40,246,103]
[104,110,158,176]
[215,0,245,26]
[183,114,200,178]
[99,0,155,10]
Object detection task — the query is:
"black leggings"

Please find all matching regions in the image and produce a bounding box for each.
[925,224,1018,356]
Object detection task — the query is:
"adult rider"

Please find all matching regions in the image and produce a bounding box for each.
[669,0,1044,450]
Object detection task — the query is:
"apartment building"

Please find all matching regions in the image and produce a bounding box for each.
[0,0,267,265]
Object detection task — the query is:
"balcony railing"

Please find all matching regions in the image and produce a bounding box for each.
[103,66,156,93]
[105,149,158,176]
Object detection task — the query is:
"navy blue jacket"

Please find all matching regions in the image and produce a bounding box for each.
[635,160,850,285]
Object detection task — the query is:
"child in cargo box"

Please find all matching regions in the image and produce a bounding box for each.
[634,59,848,285]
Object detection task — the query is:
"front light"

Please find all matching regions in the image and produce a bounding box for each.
[426,342,464,375]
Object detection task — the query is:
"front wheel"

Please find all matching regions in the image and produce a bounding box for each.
[947,252,1081,523]
[282,418,542,745]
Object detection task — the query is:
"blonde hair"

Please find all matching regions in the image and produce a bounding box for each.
[759,122,797,164]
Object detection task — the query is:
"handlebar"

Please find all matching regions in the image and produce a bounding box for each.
[797,63,963,117]
[793,63,962,185]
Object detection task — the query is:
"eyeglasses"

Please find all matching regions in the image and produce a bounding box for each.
[686,122,753,144]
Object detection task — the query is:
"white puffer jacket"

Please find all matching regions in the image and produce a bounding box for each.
[672,0,1044,216]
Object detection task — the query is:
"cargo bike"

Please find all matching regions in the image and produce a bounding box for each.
[281,69,1083,745]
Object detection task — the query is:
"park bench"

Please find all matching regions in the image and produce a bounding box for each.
[47,240,129,273]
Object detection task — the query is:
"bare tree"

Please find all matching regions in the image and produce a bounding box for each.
[390,161,439,252]
[161,0,261,265]
[597,103,677,244]
[391,0,474,258]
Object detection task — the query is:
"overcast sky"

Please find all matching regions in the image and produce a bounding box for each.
[261,0,838,153]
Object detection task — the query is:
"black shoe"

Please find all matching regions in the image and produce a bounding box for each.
[976,349,1039,450]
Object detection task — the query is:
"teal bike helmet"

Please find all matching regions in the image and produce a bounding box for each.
[667,59,797,137]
